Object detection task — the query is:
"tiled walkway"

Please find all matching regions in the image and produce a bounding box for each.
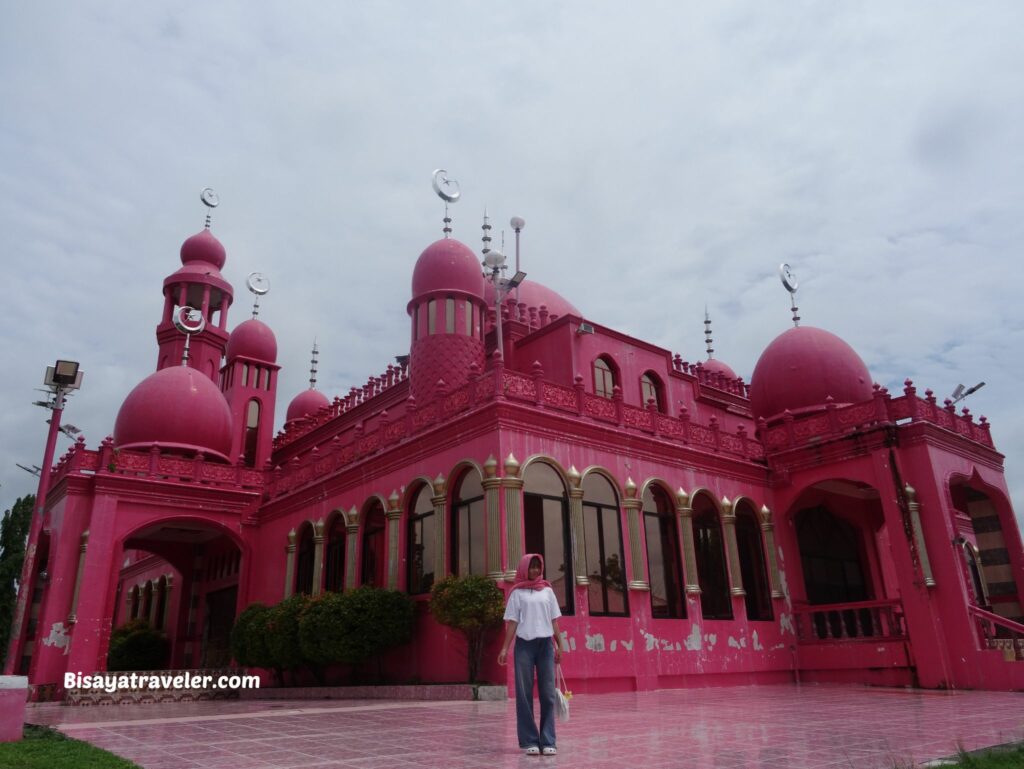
[26,685,1024,769]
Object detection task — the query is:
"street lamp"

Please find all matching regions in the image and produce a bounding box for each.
[482,249,526,361]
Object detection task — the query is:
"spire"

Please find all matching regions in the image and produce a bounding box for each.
[704,306,714,359]
[309,340,319,390]
[481,207,492,255]
[200,187,219,230]
[432,169,461,238]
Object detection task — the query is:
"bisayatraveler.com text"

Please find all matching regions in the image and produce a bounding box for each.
[65,672,260,693]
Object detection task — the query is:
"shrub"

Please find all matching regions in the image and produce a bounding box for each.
[297,591,346,668]
[430,575,505,682]
[106,619,169,671]
[230,602,274,670]
[264,594,310,674]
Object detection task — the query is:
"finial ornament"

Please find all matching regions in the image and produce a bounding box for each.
[174,306,206,366]
[432,169,461,237]
[246,272,270,319]
[704,306,714,359]
[309,341,320,389]
[200,187,219,230]
[779,263,800,327]
[481,207,492,254]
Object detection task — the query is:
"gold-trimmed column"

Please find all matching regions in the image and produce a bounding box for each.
[284,529,297,598]
[567,465,589,586]
[503,454,524,581]
[905,485,936,587]
[311,518,326,596]
[760,505,783,598]
[721,497,745,597]
[344,507,359,590]
[386,490,402,590]
[622,478,649,590]
[68,529,89,624]
[482,456,503,579]
[432,475,448,580]
[676,489,701,594]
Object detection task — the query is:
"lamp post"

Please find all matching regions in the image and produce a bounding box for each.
[482,249,526,361]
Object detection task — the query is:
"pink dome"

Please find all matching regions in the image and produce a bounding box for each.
[749,326,873,422]
[227,319,277,363]
[411,239,483,299]
[701,358,738,380]
[286,388,330,425]
[484,278,580,318]
[114,366,233,461]
[180,229,226,270]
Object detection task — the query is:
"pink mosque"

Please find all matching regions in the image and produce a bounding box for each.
[6,198,1024,699]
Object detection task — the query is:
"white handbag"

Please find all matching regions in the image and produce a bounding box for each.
[554,664,571,722]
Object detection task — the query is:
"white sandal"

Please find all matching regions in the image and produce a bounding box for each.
[525,746,540,756]
[542,747,557,755]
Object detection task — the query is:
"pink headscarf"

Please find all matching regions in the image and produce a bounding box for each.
[511,553,552,592]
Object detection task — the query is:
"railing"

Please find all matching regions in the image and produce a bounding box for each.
[970,605,1024,661]
[794,599,907,643]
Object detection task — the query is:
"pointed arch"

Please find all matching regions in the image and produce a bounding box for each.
[734,497,773,621]
[324,508,348,593]
[450,462,486,577]
[359,496,387,587]
[641,479,685,619]
[580,467,628,616]
[407,478,436,594]
[294,520,316,595]
[692,491,732,620]
[522,455,573,614]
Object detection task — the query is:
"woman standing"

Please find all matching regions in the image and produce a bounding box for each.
[497,553,563,756]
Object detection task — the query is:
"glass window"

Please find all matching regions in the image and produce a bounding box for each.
[243,399,260,467]
[408,485,435,594]
[523,462,573,614]
[360,502,386,587]
[594,357,616,399]
[324,515,346,592]
[582,474,628,616]
[465,299,473,336]
[736,504,773,621]
[693,496,732,619]
[643,486,685,619]
[295,525,314,595]
[453,471,486,576]
[428,300,436,335]
[242,364,249,388]
[446,297,456,334]
[640,372,663,411]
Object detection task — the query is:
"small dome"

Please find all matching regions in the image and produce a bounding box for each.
[180,229,226,270]
[749,326,873,422]
[484,278,580,318]
[701,358,738,380]
[114,366,233,461]
[227,319,277,363]
[286,388,330,425]
[411,239,483,299]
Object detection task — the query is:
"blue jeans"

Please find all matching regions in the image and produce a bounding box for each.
[514,636,556,749]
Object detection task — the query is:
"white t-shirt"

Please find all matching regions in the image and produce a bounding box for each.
[504,586,562,640]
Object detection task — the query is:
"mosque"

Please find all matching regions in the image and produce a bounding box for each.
[6,188,1024,699]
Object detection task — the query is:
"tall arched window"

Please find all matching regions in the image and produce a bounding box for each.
[142,581,154,622]
[582,473,628,617]
[428,300,437,335]
[154,576,167,630]
[796,507,869,605]
[643,485,685,619]
[129,585,141,620]
[295,524,315,595]
[523,462,573,614]
[735,502,773,621]
[593,356,616,399]
[445,297,456,334]
[452,470,486,576]
[361,501,386,587]
[640,372,663,412]
[408,485,435,594]
[243,399,260,466]
[693,494,732,620]
[324,514,347,592]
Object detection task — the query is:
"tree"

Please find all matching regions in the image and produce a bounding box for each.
[430,575,505,683]
[0,495,34,666]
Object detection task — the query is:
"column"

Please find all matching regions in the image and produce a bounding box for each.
[905,485,936,587]
[386,490,402,590]
[283,529,297,598]
[431,475,448,580]
[760,505,784,598]
[622,479,649,590]
[482,456,503,579]
[721,497,746,596]
[676,489,701,594]
[67,530,89,624]
[503,454,524,581]
[311,519,326,596]
[567,465,589,586]
[344,507,359,590]
[162,575,174,631]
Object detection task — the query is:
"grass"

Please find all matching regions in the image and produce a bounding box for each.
[945,743,1024,768]
[0,725,140,769]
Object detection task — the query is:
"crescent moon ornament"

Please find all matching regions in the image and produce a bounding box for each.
[779,263,799,293]
[200,187,220,208]
[174,306,206,334]
[246,272,270,296]
[432,169,461,203]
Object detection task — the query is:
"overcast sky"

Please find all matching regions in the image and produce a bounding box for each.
[2,2,1022,521]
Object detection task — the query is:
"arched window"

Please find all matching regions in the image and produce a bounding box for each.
[796,507,870,605]
[735,502,773,621]
[408,485,435,594]
[593,356,616,399]
[693,495,732,620]
[295,524,315,595]
[643,485,685,619]
[582,474,628,616]
[427,300,437,335]
[452,471,486,576]
[142,581,154,622]
[523,462,573,614]
[445,297,456,334]
[464,299,473,336]
[243,399,260,467]
[640,372,663,412]
[324,514,347,592]
[154,576,167,630]
[129,585,141,620]
[361,501,386,587]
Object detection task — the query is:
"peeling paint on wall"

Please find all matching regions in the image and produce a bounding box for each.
[704,632,717,650]
[42,622,70,655]
[752,630,764,651]
[779,612,795,635]
[728,636,741,650]
[568,635,577,651]
[610,639,617,652]
[621,639,633,651]
[643,631,657,651]
[585,633,606,652]
[779,567,791,605]
[684,624,702,651]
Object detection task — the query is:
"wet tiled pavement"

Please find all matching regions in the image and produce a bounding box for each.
[26,684,1024,768]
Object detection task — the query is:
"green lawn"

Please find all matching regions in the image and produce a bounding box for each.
[0,725,139,769]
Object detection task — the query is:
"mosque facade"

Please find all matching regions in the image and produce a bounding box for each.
[6,210,1024,698]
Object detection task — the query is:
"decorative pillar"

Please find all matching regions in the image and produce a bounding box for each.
[676,489,701,594]
[67,529,89,624]
[344,507,359,590]
[905,485,936,587]
[311,519,326,596]
[386,489,402,590]
[760,505,784,598]
[721,497,745,596]
[503,454,524,580]
[622,478,649,590]
[482,455,503,579]
[567,465,589,586]
[431,474,448,580]
[284,529,297,598]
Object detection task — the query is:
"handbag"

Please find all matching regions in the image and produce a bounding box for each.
[554,664,571,722]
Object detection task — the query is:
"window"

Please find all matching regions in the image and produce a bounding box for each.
[452,471,486,576]
[428,300,436,335]
[142,582,153,620]
[523,462,573,614]
[324,515,347,592]
[465,299,473,336]
[643,485,685,619]
[796,507,869,605]
[693,495,732,619]
[408,485,435,594]
[582,474,628,616]
[242,364,250,388]
[446,297,456,334]
[243,399,260,467]
[295,524,314,595]
[154,577,167,630]
[593,357,616,399]
[640,372,663,412]
[735,502,773,621]
[361,501,386,587]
